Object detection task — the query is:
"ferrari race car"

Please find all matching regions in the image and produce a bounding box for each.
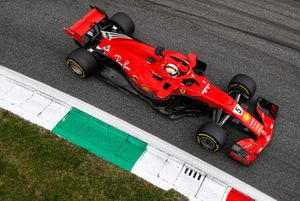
[64,6,279,166]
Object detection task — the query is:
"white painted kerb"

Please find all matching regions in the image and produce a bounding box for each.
[0,65,275,201]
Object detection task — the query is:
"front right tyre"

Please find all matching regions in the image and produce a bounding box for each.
[196,122,227,152]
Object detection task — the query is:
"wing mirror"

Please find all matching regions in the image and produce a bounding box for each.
[155,46,165,56]
[188,53,207,75]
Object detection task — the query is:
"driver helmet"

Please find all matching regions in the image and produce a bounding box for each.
[165,63,179,77]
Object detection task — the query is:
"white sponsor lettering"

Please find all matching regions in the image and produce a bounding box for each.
[253,122,257,129]
[201,84,210,94]
[250,118,255,127]
[114,54,131,71]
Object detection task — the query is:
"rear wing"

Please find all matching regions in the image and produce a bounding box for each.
[64,6,107,44]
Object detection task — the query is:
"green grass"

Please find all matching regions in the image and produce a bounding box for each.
[0,109,187,201]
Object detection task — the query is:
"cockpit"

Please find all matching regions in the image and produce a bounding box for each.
[148,46,207,80]
[164,55,190,76]
[143,47,208,98]
[161,54,190,78]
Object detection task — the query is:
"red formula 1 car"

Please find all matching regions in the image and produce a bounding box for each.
[64,6,279,166]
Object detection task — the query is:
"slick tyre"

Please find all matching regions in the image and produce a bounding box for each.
[228,74,256,100]
[66,48,98,78]
[110,12,135,36]
[196,122,227,152]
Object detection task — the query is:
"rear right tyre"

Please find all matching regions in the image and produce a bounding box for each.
[110,12,135,36]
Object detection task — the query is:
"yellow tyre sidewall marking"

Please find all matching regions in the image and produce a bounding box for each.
[197,133,220,152]
[66,59,86,78]
[229,83,250,96]
[237,84,250,96]
[228,83,237,91]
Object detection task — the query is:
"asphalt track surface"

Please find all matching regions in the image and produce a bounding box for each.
[0,0,299,200]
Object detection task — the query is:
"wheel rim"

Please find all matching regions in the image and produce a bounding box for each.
[197,133,219,151]
[67,59,85,77]
[199,136,216,150]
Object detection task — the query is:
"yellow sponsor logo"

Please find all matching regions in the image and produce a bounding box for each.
[242,113,250,121]
[255,123,260,131]
[180,88,186,94]
[141,85,152,94]
[132,75,138,83]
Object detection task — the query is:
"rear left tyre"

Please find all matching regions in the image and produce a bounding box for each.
[66,48,98,78]
[196,122,227,152]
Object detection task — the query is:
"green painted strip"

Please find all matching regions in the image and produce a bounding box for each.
[52,107,147,171]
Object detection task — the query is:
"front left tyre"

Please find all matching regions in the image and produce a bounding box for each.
[196,122,227,152]
[228,74,256,100]
[66,48,98,78]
